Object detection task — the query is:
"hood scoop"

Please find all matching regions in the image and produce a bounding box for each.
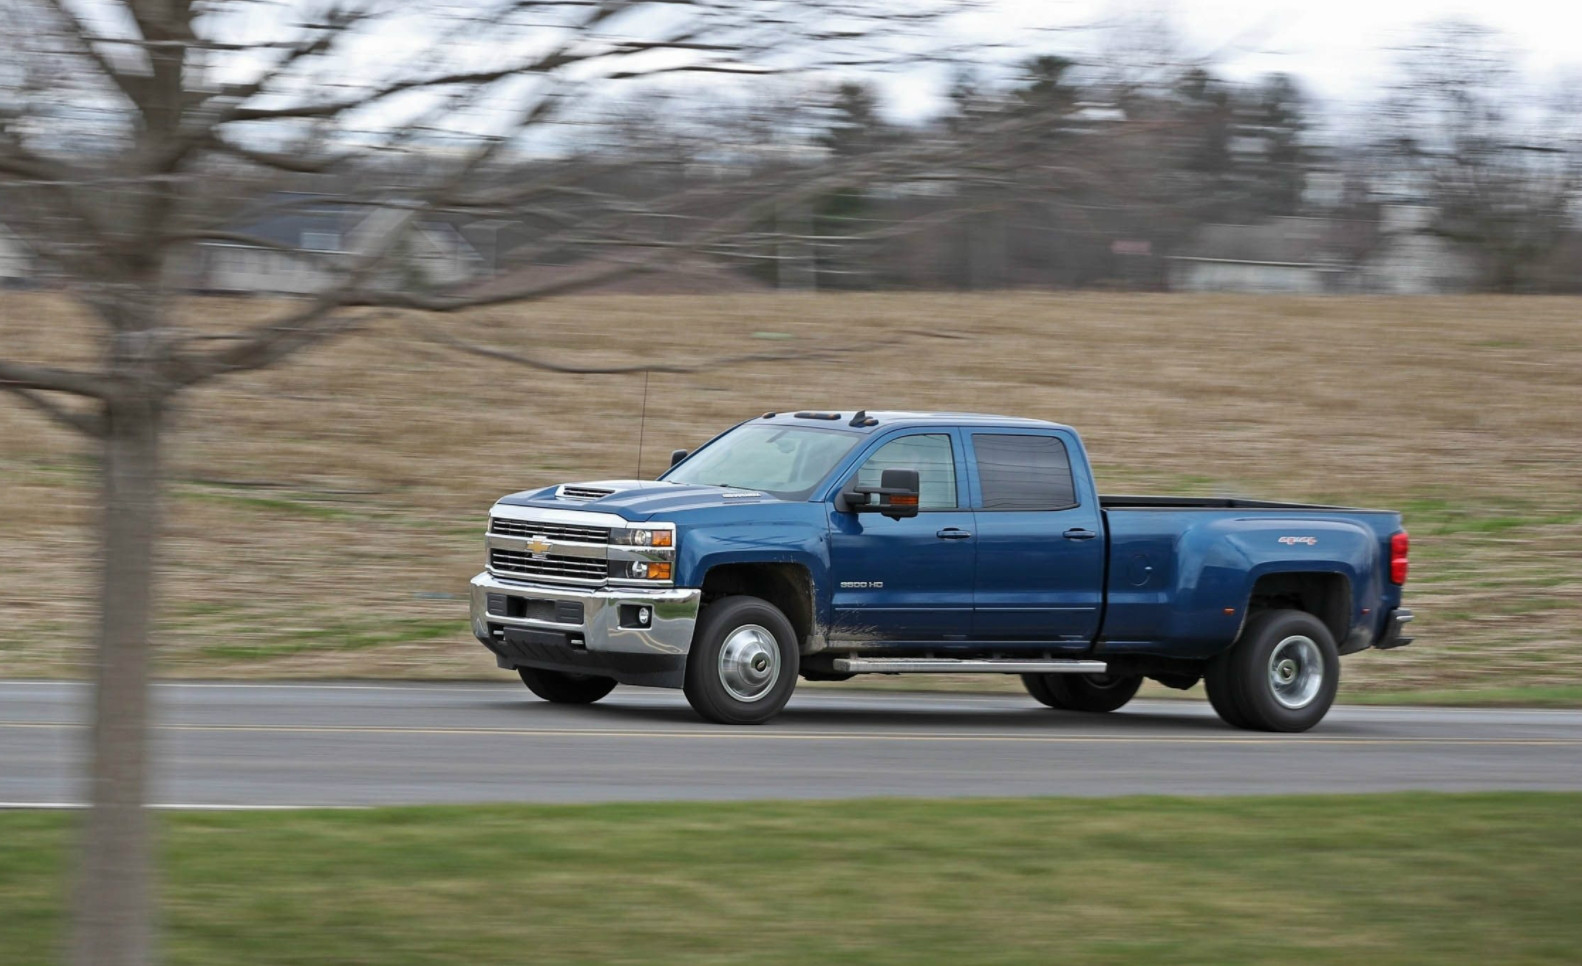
[556,484,617,502]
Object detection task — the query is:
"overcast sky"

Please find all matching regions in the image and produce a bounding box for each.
[880,0,1582,117]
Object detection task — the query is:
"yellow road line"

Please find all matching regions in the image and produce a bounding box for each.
[2,721,1580,746]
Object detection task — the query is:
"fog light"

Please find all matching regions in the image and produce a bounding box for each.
[638,607,651,625]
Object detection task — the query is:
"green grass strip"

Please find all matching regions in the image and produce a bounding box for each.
[3,793,1580,965]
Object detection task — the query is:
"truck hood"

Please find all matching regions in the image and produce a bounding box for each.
[495,479,781,519]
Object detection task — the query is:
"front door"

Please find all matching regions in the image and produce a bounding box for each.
[827,431,976,642]
[966,431,1106,647]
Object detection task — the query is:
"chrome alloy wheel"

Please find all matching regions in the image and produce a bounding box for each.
[1268,635,1324,710]
[717,624,780,703]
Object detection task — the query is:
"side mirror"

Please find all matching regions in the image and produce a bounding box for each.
[669,449,689,467]
[840,467,921,519]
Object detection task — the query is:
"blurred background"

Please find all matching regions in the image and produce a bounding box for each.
[3,0,1577,697]
[1,2,1580,964]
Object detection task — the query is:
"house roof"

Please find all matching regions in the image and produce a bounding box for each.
[1170,216,1337,267]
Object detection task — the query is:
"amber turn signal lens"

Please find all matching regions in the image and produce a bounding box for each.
[647,562,672,580]
[651,531,673,547]
[890,494,919,506]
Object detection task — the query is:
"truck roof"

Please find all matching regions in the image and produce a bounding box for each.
[755,410,1073,434]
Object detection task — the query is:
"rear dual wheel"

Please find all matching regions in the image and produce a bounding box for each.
[1204,609,1339,733]
[1022,672,1143,713]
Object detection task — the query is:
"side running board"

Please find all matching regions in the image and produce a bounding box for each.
[831,657,1109,674]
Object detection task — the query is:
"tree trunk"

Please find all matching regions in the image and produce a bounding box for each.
[71,390,164,966]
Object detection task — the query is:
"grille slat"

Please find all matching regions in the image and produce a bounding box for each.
[490,518,611,544]
[490,548,606,582]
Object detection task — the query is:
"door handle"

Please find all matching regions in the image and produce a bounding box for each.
[936,527,972,540]
[1063,528,1098,541]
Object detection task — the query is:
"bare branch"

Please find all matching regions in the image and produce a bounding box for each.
[37,0,146,108]
[210,136,352,174]
[0,383,105,436]
[405,314,918,375]
[0,360,111,398]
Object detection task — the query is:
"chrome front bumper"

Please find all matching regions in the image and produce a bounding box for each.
[470,572,701,658]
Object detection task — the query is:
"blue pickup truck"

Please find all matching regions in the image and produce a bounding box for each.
[471,411,1412,731]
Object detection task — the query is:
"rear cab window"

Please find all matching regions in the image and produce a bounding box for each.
[971,433,1078,510]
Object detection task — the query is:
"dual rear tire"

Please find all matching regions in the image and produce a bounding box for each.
[1022,672,1143,713]
[1204,609,1339,732]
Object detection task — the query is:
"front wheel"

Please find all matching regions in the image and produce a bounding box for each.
[517,667,617,704]
[1204,609,1339,732]
[1023,672,1142,713]
[683,596,799,725]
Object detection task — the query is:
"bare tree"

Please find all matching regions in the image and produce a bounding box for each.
[0,2,975,963]
[1379,20,1581,291]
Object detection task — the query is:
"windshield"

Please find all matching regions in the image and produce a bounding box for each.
[663,424,860,500]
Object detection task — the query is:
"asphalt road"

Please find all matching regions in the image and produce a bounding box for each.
[3,680,1580,807]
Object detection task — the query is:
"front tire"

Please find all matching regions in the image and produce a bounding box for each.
[517,667,617,704]
[1023,672,1142,713]
[1204,609,1339,732]
[684,596,799,725]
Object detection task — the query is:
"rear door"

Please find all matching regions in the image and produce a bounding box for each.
[965,430,1105,647]
[827,429,976,642]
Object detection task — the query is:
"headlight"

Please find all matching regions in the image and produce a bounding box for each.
[609,560,673,581]
[613,527,674,548]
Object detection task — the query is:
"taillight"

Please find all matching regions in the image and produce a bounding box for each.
[1390,531,1409,584]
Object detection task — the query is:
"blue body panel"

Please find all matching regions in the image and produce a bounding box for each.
[961,426,1106,647]
[1099,508,1403,658]
[500,411,1406,661]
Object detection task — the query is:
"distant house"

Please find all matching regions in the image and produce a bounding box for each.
[0,224,33,286]
[183,197,483,296]
[1357,205,1477,295]
[1167,217,1345,294]
[1168,208,1480,295]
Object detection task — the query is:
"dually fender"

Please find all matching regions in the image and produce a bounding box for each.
[1103,516,1380,660]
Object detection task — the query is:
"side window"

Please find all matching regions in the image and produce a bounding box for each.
[973,434,1077,510]
[855,434,958,510]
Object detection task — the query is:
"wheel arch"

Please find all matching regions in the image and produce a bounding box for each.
[699,562,816,654]
[1243,570,1351,646]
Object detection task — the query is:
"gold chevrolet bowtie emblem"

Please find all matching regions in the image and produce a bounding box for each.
[526,537,551,555]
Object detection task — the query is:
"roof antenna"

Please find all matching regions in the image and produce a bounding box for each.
[635,368,651,480]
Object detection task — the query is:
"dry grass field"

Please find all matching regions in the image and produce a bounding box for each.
[2,292,1579,699]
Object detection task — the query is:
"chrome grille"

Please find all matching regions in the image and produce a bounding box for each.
[490,548,606,582]
[490,517,610,544]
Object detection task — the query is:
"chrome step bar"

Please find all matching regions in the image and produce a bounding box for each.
[831,657,1109,674]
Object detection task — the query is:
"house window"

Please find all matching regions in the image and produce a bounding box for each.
[300,231,342,253]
